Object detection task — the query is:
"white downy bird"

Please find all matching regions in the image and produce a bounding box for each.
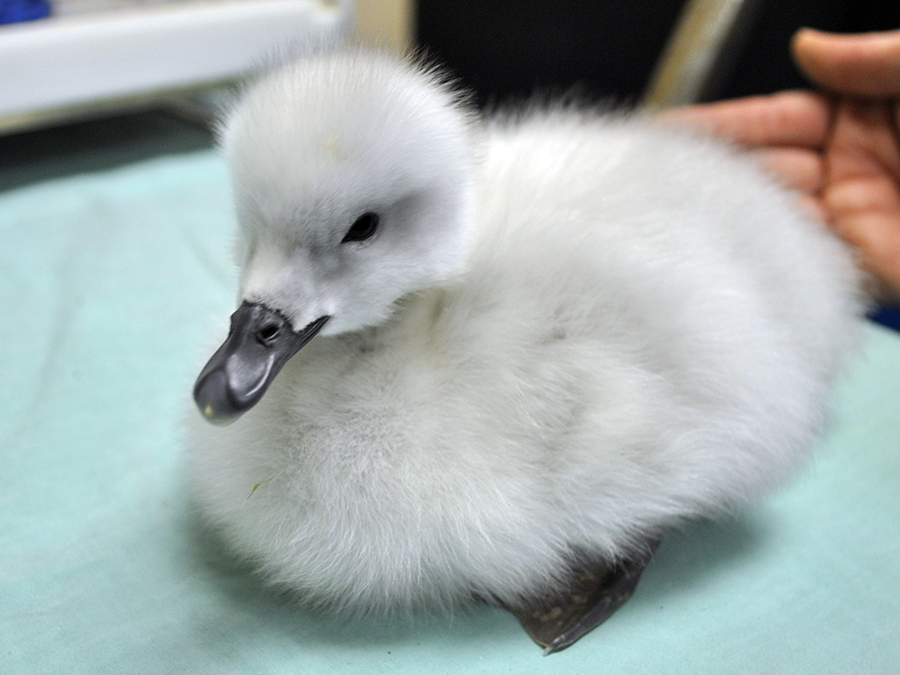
[189,49,865,653]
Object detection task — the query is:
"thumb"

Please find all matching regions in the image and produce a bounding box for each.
[792,28,900,97]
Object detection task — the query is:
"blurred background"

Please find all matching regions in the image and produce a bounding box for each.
[416,0,900,106]
[2,0,899,133]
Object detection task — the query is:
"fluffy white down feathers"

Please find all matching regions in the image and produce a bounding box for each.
[188,50,865,614]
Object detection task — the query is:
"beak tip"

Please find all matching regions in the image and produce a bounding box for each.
[194,370,242,425]
[193,304,331,427]
[205,412,240,427]
[199,401,238,426]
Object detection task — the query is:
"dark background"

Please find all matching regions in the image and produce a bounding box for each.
[417,0,900,107]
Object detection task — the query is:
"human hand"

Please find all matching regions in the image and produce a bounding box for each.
[663,29,900,305]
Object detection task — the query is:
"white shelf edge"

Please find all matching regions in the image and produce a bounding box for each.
[0,0,353,122]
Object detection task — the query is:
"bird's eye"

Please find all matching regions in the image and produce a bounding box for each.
[342,212,380,243]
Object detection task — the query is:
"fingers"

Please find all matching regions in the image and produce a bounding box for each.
[823,100,900,300]
[830,211,900,304]
[793,28,900,97]
[826,100,900,181]
[795,194,829,223]
[660,91,831,148]
[754,147,825,193]
[749,149,827,221]
[826,174,900,218]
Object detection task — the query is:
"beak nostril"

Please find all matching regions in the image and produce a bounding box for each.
[257,324,281,343]
[195,304,329,424]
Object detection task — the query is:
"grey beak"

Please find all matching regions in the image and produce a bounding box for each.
[193,302,329,425]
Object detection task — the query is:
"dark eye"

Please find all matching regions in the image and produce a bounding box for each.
[342,212,380,243]
[256,324,280,343]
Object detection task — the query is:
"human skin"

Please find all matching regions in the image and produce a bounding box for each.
[664,29,900,304]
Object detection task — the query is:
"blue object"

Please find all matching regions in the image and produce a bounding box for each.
[871,306,900,332]
[0,0,50,24]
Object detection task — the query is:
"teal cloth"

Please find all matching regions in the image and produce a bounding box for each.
[1,114,899,674]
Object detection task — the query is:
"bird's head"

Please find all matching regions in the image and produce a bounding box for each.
[194,51,478,424]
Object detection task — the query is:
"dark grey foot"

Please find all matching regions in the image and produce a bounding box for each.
[507,538,663,654]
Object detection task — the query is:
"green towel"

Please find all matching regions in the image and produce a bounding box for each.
[2,114,898,674]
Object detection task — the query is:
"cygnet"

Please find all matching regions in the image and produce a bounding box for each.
[189,49,865,653]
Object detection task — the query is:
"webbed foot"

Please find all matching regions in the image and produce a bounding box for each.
[507,537,663,654]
